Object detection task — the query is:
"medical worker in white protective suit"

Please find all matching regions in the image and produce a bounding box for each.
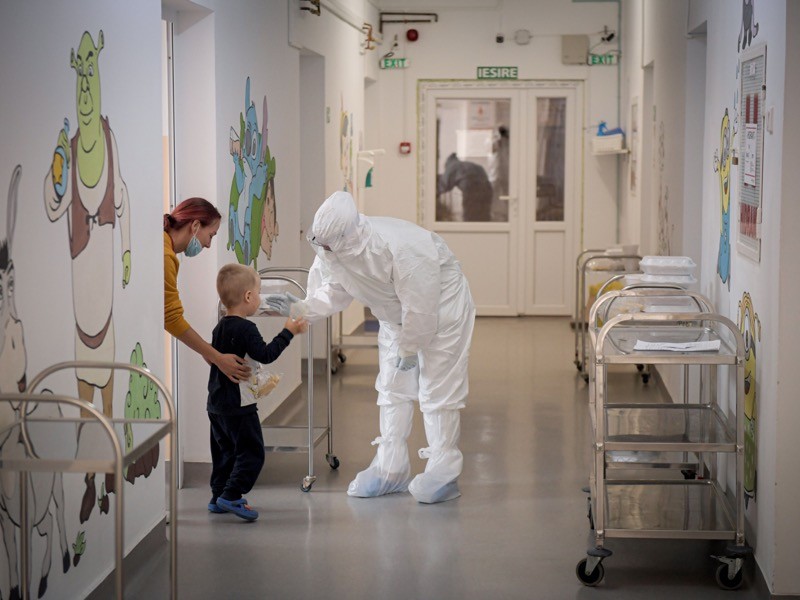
[265,191,475,503]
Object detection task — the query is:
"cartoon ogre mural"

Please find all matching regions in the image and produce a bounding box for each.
[228,77,278,267]
[43,30,132,524]
[1,166,72,600]
[713,109,736,288]
[738,292,761,507]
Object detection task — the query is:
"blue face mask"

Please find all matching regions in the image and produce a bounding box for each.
[184,235,202,257]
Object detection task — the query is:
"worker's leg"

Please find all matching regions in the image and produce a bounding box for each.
[347,322,417,498]
[409,283,475,504]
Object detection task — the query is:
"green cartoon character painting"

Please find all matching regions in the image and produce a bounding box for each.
[124,343,161,482]
[43,30,132,524]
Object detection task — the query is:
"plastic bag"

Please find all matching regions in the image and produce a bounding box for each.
[240,365,281,407]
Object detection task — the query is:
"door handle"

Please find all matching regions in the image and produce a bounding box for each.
[500,196,517,219]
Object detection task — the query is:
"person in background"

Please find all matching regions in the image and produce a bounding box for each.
[163,197,250,383]
[488,125,510,222]
[265,191,475,504]
[437,152,493,222]
[208,263,307,520]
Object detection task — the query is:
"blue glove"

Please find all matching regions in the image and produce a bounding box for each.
[262,292,300,317]
[393,353,418,372]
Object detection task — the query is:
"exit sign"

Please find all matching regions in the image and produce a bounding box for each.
[380,57,409,69]
[588,53,618,65]
[477,66,518,80]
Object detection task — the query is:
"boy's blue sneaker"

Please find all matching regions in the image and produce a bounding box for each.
[208,497,226,514]
[216,497,258,521]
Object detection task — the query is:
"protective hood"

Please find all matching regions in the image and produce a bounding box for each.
[309,191,362,253]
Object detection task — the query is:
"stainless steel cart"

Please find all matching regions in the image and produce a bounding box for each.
[577,311,750,590]
[574,250,642,378]
[254,267,338,491]
[1,361,178,600]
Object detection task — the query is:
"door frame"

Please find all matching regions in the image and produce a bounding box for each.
[417,79,584,315]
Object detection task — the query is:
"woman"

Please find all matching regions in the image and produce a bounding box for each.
[164,197,250,382]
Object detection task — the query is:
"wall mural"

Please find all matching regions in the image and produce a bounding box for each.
[123,343,161,483]
[656,121,672,256]
[713,108,736,289]
[738,0,760,52]
[228,77,278,267]
[1,166,73,600]
[340,98,353,194]
[43,29,132,528]
[738,292,761,508]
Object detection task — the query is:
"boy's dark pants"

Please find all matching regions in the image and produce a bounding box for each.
[208,412,265,501]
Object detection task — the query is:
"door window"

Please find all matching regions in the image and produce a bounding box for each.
[435,98,510,223]
[535,97,566,222]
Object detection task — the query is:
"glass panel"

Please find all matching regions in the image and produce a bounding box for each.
[535,97,566,222]
[436,98,510,222]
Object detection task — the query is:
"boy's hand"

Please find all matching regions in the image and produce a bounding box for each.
[285,317,309,335]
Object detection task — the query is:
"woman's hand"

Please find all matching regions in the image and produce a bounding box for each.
[215,353,251,383]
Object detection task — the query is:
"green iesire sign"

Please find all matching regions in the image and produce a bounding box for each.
[477,66,518,80]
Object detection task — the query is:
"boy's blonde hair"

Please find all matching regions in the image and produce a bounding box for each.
[217,263,259,309]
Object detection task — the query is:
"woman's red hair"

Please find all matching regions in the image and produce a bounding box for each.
[163,197,221,231]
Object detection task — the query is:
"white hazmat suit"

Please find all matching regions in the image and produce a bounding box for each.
[267,191,475,503]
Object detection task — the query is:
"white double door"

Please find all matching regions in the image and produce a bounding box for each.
[421,82,581,315]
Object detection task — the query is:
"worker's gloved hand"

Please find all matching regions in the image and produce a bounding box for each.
[393,352,418,372]
[262,292,301,317]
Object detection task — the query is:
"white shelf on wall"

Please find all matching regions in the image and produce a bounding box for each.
[591,133,626,155]
[593,148,629,156]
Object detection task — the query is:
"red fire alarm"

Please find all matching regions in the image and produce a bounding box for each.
[399,141,412,155]
[406,28,419,42]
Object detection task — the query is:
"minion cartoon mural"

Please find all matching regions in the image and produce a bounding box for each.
[737,292,761,507]
[713,109,736,288]
[43,30,132,525]
[228,77,278,267]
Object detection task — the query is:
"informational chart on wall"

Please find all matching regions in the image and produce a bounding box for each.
[737,44,766,262]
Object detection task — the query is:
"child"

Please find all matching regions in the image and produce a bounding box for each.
[207,263,308,520]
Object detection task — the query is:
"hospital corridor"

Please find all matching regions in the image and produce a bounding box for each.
[2,0,800,599]
[109,316,766,599]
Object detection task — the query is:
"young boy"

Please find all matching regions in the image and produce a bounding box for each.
[208,263,308,520]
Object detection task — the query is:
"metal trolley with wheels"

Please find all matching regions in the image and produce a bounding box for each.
[574,249,642,379]
[578,311,750,589]
[0,361,178,600]
[258,268,339,489]
[220,267,339,492]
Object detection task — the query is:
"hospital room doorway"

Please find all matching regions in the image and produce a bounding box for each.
[420,81,581,316]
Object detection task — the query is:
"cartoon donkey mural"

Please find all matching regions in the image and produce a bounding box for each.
[0,166,71,599]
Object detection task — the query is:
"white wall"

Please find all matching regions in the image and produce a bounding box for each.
[0,2,165,598]
[371,0,621,251]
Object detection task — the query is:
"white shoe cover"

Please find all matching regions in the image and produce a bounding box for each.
[347,403,413,497]
[408,410,463,504]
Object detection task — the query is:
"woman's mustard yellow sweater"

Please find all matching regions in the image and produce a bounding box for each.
[164,231,191,337]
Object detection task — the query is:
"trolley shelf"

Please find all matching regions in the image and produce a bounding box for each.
[597,324,738,363]
[263,426,330,452]
[605,481,736,540]
[605,405,736,451]
[606,450,700,471]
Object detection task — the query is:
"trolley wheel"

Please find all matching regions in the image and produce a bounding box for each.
[681,469,697,480]
[576,361,584,372]
[338,351,347,364]
[301,476,316,493]
[575,559,604,587]
[327,454,340,470]
[636,363,644,372]
[715,563,744,590]
[331,364,339,374]
[641,373,650,384]
[582,372,589,383]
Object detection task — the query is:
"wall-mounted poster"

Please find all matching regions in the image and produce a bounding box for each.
[737,43,766,262]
